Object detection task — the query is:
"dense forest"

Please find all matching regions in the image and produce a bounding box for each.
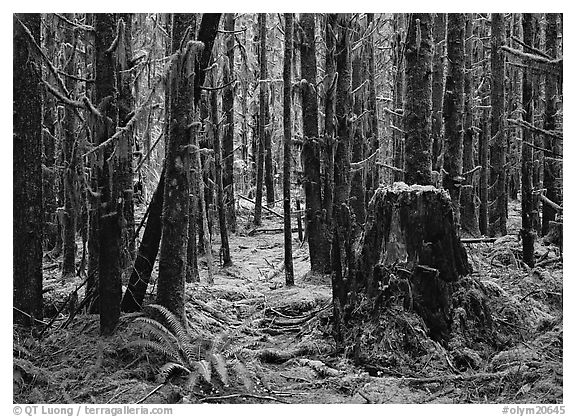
[14,13,563,404]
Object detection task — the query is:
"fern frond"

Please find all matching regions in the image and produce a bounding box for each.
[231,360,253,393]
[210,353,229,385]
[134,317,179,346]
[186,370,201,390]
[157,362,190,383]
[179,341,201,367]
[126,340,180,363]
[195,359,212,384]
[145,304,189,342]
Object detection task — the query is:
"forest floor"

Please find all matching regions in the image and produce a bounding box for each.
[14,199,563,404]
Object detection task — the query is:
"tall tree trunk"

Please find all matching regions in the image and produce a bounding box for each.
[392,14,405,181]
[331,13,353,344]
[42,13,59,250]
[366,13,379,193]
[489,13,507,237]
[323,14,337,224]
[156,14,197,324]
[117,13,136,275]
[121,168,165,312]
[14,13,43,326]
[478,19,490,236]
[521,13,536,267]
[404,13,434,186]
[460,14,480,236]
[431,13,446,173]
[211,70,232,267]
[222,13,237,233]
[263,18,275,209]
[62,14,78,278]
[94,13,122,335]
[442,13,465,227]
[350,43,366,225]
[254,13,267,225]
[283,13,295,286]
[300,13,330,273]
[542,13,561,235]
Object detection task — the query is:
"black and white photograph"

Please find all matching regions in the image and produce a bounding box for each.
[12,10,564,409]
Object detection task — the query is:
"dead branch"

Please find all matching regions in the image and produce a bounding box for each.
[238,194,284,219]
[461,237,498,244]
[199,393,288,403]
[508,118,562,141]
[539,194,562,212]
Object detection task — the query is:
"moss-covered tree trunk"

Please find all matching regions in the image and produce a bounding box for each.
[222,13,237,233]
[460,14,480,237]
[300,13,331,274]
[323,13,337,225]
[431,13,446,173]
[283,13,295,286]
[14,13,43,326]
[489,13,507,237]
[254,13,267,226]
[62,14,78,278]
[442,13,465,227]
[350,40,366,225]
[521,13,536,267]
[542,13,561,236]
[404,13,434,186]
[117,13,136,273]
[210,69,232,267]
[366,13,379,194]
[156,14,200,323]
[392,14,406,182]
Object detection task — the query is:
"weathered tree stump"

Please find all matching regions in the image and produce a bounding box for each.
[341,183,471,342]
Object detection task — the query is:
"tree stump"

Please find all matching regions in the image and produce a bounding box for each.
[343,183,471,342]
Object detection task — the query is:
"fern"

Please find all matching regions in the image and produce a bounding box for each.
[128,303,253,393]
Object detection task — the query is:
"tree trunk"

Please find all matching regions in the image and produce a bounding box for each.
[431,13,446,173]
[254,13,267,226]
[156,14,198,324]
[521,13,536,267]
[300,13,331,274]
[478,19,490,236]
[323,14,337,225]
[404,13,434,186]
[222,13,237,233]
[92,13,123,335]
[211,70,232,267]
[542,13,561,236]
[442,13,465,228]
[460,14,480,237]
[366,13,380,193]
[350,45,366,225]
[489,13,507,237]
[121,168,165,312]
[62,14,78,278]
[117,13,136,275]
[263,18,275,209]
[392,14,406,181]
[14,13,43,326]
[283,13,295,286]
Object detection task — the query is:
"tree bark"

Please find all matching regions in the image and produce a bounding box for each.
[254,13,267,226]
[157,14,199,324]
[366,13,380,192]
[392,14,406,182]
[121,168,165,312]
[117,13,136,275]
[350,41,366,225]
[14,13,43,326]
[521,13,536,267]
[404,13,434,186]
[478,19,490,236]
[431,13,446,173]
[283,13,295,286]
[300,13,331,274]
[62,13,78,278]
[542,13,561,236]
[442,13,465,227]
[211,69,232,267]
[222,13,237,233]
[460,14,480,236]
[489,13,507,237]
[94,13,122,335]
[323,14,337,224]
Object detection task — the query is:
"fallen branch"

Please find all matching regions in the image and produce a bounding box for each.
[238,194,284,219]
[539,194,562,212]
[136,383,165,404]
[461,237,498,244]
[376,162,404,173]
[501,45,562,69]
[401,369,536,385]
[200,393,288,403]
